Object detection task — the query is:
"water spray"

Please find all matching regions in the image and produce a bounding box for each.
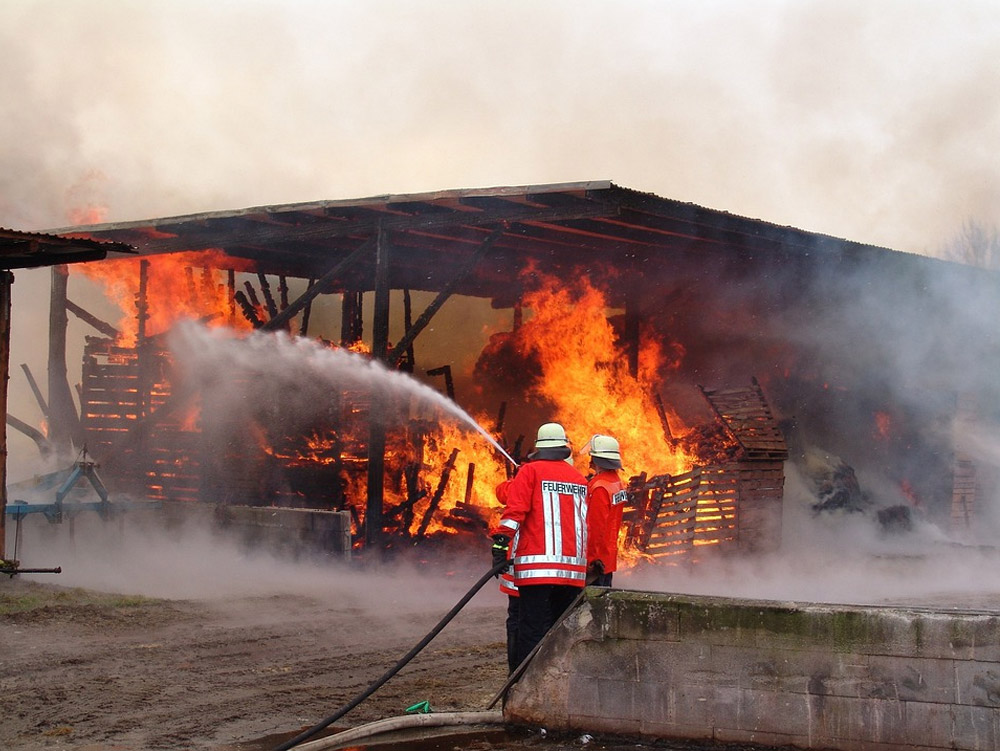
[169,322,519,467]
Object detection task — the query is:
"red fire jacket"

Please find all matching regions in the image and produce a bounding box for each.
[494,480,518,597]
[586,470,627,574]
[493,459,589,587]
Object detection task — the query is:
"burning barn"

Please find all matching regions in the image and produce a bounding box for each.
[18,181,1000,562]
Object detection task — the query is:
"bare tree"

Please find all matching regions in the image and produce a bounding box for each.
[941,219,1000,270]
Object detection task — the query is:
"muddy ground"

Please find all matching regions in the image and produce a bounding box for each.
[0,562,511,751]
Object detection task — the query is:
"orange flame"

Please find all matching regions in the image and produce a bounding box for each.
[512,269,695,476]
[74,251,255,346]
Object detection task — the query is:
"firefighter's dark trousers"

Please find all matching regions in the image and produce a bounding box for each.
[514,583,581,669]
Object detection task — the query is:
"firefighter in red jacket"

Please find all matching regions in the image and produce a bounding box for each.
[584,434,627,587]
[491,422,588,669]
[494,478,520,674]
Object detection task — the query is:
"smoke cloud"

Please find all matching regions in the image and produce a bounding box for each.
[3,1,1000,606]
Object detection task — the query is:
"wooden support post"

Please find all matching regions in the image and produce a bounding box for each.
[371,228,391,362]
[340,291,361,346]
[0,271,12,560]
[299,279,315,337]
[48,265,83,457]
[366,228,391,553]
[401,288,415,372]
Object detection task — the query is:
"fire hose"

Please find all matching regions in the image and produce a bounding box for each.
[272,558,509,751]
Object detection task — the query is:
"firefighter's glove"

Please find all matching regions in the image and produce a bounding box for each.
[491,534,511,576]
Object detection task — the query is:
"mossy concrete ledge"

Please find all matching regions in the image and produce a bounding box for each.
[503,588,1000,751]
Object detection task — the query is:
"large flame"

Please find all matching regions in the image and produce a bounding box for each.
[74,250,255,346]
[511,269,695,476]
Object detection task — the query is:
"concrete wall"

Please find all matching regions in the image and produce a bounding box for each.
[213,504,353,561]
[504,588,1000,751]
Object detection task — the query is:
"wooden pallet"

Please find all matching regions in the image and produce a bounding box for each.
[699,377,788,461]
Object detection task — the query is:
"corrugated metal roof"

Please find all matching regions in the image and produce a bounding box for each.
[48,180,975,305]
[0,227,134,270]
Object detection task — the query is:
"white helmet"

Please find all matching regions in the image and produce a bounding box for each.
[535,422,569,449]
[586,434,621,468]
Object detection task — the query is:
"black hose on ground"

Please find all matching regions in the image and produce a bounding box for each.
[272,559,509,751]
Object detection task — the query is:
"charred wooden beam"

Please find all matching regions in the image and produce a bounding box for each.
[299,279,315,337]
[263,236,376,333]
[233,291,262,327]
[65,299,119,339]
[366,229,392,554]
[48,265,82,456]
[6,413,53,459]
[427,365,455,401]
[257,273,278,320]
[495,401,507,434]
[653,391,675,443]
[416,448,459,540]
[278,275,289,310]
[243,280,262,310]
[386,226,505,367]
[464,462,476,505]
[400,288,415,373]
[340,290,362,345]
[19,363,48,417]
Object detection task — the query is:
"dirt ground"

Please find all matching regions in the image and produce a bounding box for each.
[0,561,511,751]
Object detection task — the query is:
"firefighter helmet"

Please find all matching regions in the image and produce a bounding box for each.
[535,422,569,449]
[586,434,622,469]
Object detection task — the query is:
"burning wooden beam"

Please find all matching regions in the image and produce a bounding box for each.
[416,447,459,540]
[234,290,263,327]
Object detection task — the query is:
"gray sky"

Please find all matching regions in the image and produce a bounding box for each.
[1,0,999,477]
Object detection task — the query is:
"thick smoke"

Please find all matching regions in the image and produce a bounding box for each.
[2,1,1000,604]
